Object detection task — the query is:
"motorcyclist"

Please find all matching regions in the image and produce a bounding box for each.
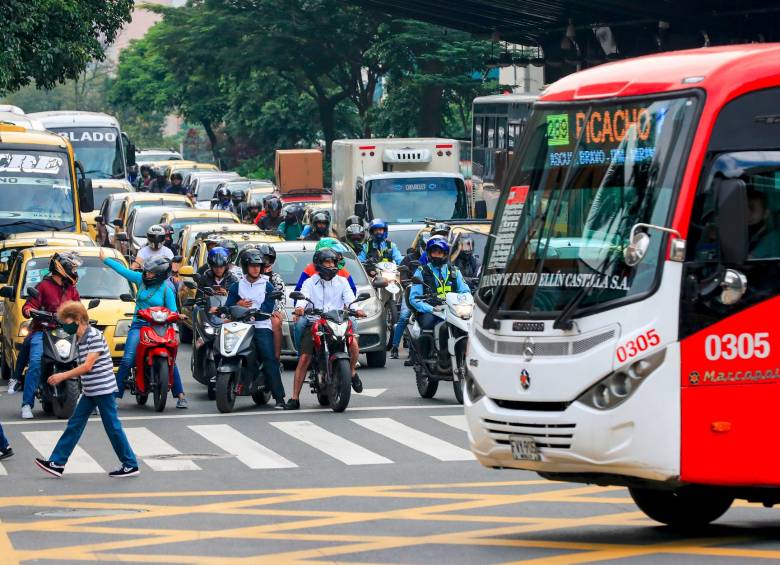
[452,235,480,288]
[301,210,332,241]
[199,247,238,296]
[345,215,362,230]
[245,199,262,224]
[212,186,234,212]
[195,235,225,275]
[100,249,188,408]
[18,252,82,419]
[217,238,242,279]
[430,222,452,241]
[277,205,304,241]
[343,223,366,254]
[358,218,402,268]
[132,224,174,270]
[136,165,153,191]
[409,236,470,364]
[224,249,287,409]
[258,196,284,232]
[257,243,285,360]
[160,223,177,254]
[390,236,429,361]
[148,169,168,193]
[286,248,366,410]
[165,172,188,195]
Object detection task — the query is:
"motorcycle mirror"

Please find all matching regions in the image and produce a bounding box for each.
[117,233,129,242]
[183,280,197,289]
[27,286,40,298]
[112,219,123,228]
[87,298,100,309]
[270,291,284,300]
[172,255,183,263]
[372,277,388,289]
[289,291,305,301]
[355,292,370,302]
[119,293,134,302]
[411,275,424,285]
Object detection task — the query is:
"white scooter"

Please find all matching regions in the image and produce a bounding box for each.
[406,281,474,404]
[367,260,403,344]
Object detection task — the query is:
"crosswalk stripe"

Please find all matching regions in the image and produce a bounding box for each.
[351,417,475,461]
[124,428,201,472]
[353,388,386,398]
[432,414,469,432]
[23,431,105,473]
[0,463,6,476]
[189,424,297,469]
[270,420,392,465]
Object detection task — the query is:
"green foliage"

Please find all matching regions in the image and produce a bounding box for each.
[0,0,132,94]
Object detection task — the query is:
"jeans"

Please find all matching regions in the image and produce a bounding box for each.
[12,333,31,381]
[22,332,44,408]
[50,393,137,468]
[116,321,184,398]
[415,312,441,360]
[293,316,309,351]
[392,301,412,348]
[253,328,285,402]
[0,423,8,450]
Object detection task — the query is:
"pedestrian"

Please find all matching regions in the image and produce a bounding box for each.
[0,422,13,461]
[34,301,139,479]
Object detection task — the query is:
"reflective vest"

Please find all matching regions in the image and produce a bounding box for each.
[363,240,394,263]
[422,264,457,298]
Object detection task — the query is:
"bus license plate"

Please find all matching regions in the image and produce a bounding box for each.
[510,436,541,461]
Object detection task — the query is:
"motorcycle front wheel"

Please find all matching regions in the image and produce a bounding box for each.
[416,370,439,399]
[329,358,352,413]
[152,357,169,412]
[216,371,237,413]
[136,394,149,405]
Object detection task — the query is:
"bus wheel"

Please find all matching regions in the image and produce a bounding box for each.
[628,486,733,528]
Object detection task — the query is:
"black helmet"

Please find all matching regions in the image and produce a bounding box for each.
[153,167,166,179]
[147,224,166,250]
[142,256,172,286]
[345,223,365,243]
[257,243,276,265]
[240,247,267,275]
[313,248,339,281]
[231,189,245,203]
[170,172,183,182]
[311,211,331,235]
[216,186,231,201]
[49,251,82,287]
[285,204,303,223]
[431,222,451,239]
[345,215,362,229]
[265,196,282,213]
[217,239,239,264]
[204,234,222,247]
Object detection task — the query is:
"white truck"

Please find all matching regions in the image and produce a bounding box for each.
[331,138,476,248]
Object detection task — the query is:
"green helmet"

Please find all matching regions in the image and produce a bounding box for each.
[314,237,346,269]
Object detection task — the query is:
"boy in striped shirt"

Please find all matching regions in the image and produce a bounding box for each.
[34,301,139,479]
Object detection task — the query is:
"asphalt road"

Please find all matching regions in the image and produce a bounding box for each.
[0,346,779,564]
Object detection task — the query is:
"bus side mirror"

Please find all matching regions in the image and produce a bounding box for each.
[474,200,488,219]
[715,178,748,265]
[123,133,136,167]
[354,202,366,219]
[77,177,94,213]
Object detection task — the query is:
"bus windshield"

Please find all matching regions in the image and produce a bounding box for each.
[367,176,469,223]
[53,127,124,180]
[479,95,698,317]
[0,150,76,235]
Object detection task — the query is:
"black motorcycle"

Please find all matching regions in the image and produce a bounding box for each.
[26,288,100,418]
[186,283,228,400]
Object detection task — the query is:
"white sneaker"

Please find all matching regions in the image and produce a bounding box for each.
[6,378,18,395]
[21,405,33,419]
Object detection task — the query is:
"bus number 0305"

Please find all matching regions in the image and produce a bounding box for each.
[704,333,770,361]
[616,329,660,363]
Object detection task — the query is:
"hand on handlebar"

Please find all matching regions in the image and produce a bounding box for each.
[238,299,253,308]
[353,309,366,318]
[433,305,444,313]
[294,306,305,317]
[214,287,227,296]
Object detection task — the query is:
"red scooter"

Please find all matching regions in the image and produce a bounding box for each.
[131,306,180,411]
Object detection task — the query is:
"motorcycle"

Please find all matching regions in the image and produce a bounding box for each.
[212,296,282,414]
[405,276,474,404]
[120,294,180,412]
[26,288,100,418]
[185,282,227,400]
[289,290,369,413]
[364,260,403,343]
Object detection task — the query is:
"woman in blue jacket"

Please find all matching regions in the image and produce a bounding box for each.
[100,249,188,409]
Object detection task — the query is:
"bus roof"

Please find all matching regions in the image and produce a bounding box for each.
[27,111,120,129]
[473,94,538,105]
[541,43,780,105]
[0,112,44,130]
[0,125,69,148]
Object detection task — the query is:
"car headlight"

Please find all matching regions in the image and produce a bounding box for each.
[577,349,666,410]
[114,319,132,337]
[452,303,473,319]
[465,368,485,402]
[19,321,30,338]
[355,297,382,318]
[54,339,72,358]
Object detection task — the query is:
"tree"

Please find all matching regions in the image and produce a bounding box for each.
[0,0,133,94]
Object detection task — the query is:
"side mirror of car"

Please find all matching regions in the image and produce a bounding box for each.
[27,286,40,298]
[179,265,194,277]
[0,286,15,299]
[119,293,134,303]
[87,298,100,309]
[289,291,305,301]
[117,233,129,242]
[411,275,424,285]
[372,277,388,289]
[95,215,104,224]
[355,292,370,302]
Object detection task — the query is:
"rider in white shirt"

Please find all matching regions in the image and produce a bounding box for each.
[132,224,174,269]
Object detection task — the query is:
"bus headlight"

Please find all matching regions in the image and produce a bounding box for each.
[577,349,666,410]
[114,319,132,337]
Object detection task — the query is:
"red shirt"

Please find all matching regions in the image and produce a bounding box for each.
[23,277,80,332]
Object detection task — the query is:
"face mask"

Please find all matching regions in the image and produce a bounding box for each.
[319,266,338,281]
[430,255,446,267]
[61,322,79,335]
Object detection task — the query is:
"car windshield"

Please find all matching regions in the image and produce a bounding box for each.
[22,256,133,298]
[275,250,368,287]
[92,187,127,210]
[132,209,168,237]
[51,127,124,180]
[196,179,230,201]
[388,227,421,256]
[0,150,76,234]
[479,95,698,317]
[367,176,469,223]
[455,231,488,259]
[138,153,180,163]
[170,217,238,241]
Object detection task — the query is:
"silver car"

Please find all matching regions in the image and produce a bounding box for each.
[273,241,388,368]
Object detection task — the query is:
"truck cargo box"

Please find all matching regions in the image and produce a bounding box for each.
[274,149,324,194]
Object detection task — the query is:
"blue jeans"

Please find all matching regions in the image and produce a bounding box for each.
[0,422,8,450]
[22,332,44,408]
[50,393,137,468]
[392,301,412,348]
[12,334,31,381]
[116,322,184,398]
[293,316,309,351]
[254,328,285,402]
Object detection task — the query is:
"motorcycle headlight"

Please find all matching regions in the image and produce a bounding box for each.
[452,303,473,320]
[355,297,382,318]
[328,320,349,338]
[577,349,666,410]
[223,329,241,353]
[114,319,132,337]
[151,310,168,323]
[54,339,72,358]
[19,321,30,338]
[204,325,215,335]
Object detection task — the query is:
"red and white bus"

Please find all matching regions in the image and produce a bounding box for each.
[466,44,780,527]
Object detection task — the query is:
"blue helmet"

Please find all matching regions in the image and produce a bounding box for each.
[207,246,230,268]
[426,235,450,264]
[368,218,388,242]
